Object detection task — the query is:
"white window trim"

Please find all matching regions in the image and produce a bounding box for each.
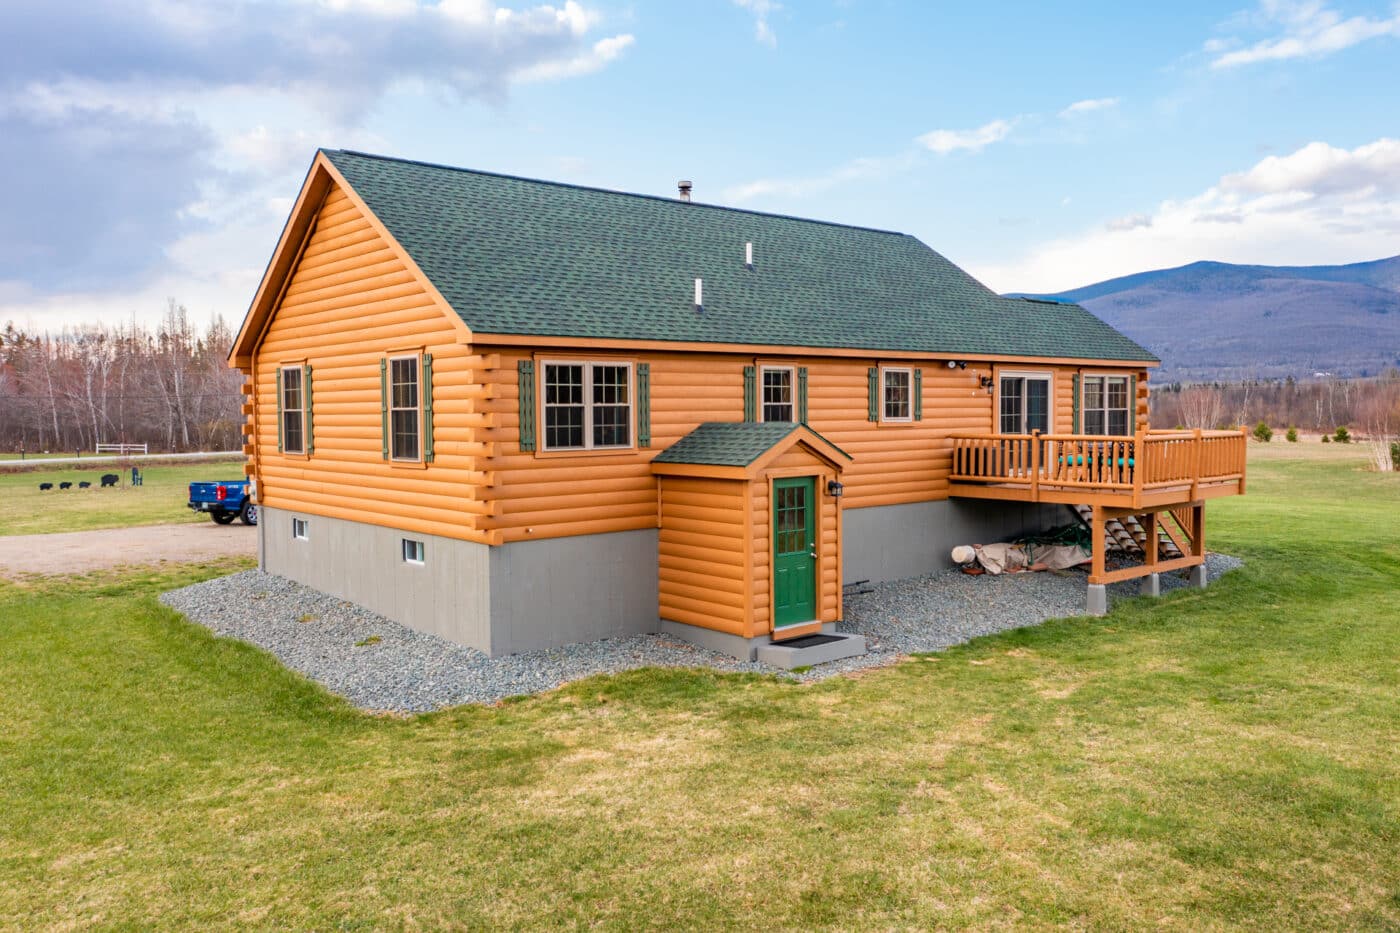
[759,365,796,423]
[1081,372,1134,437]
[388,353,423,463]
[279,364,307,455]
[997,370,1054,435]
[402,538,425,565]
[292,517,309,541]
[539,359,636,452]
[880,366,914,423]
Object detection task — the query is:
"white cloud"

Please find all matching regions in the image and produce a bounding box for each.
[1060,97,1119,117]
[723,151,920,202]
[734,0,781,47]
[974,137,1400,293]
[1208,0,1400,68]
[916,119,1012,155]
[0,0,633,320]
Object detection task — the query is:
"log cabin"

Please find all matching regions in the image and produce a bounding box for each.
[229,150,1247,664]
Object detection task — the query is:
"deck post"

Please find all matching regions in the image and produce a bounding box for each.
[1189,565,1208,589]
[1089,505,1106,585]
[1030,430,1041,502]
[1087,584,1108,616]
[1139,573,1160,597]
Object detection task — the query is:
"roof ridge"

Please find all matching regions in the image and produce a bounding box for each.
[326,148,912,238]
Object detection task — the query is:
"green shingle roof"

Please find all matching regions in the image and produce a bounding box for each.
[323,149,1157,363]
[653,422,849,467]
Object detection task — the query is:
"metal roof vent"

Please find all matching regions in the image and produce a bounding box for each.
[694,277,703,312]
[745,241,754,270]
[678,180,692,202]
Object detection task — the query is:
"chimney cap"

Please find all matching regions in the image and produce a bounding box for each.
[678,180,693,202]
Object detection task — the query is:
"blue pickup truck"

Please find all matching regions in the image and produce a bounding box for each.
[188,479,257,525]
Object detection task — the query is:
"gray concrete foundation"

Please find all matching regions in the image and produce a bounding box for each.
[842,498,1071,586]
[1189,564,1209,589]
[260,507,659,656]
[488,529,659,655]
[660,618,760,661]
[1086,583,1108,616]
[1140,573,1161,597]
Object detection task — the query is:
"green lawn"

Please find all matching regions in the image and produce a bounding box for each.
[1,449,1398,928]
[0,459,245,535]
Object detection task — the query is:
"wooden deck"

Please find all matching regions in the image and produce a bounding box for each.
[949,429,1247,510]
[949,429,1248,592]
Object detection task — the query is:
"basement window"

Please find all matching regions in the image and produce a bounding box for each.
[402,538,425,565]
[761,366,795,422]
[292,517,309,541]
[541,361,633,450]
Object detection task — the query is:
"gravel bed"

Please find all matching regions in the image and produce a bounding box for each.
[160,571,766,713]
[798,552,1245,681]
[162,555,1242,711]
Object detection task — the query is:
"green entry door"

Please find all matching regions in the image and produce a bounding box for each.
[773,476,818,628]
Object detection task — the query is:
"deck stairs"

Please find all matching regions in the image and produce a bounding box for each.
[1071,505,1183,560]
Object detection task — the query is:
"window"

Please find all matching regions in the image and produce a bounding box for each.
[402,538,425,565]
[389,355,421,461]
[542,361,632,450]
[761,366,794,422]
[280,366,305,454]
[1083,375,1132,436]
[292,517,308,541]
[1000,374,1051,434]
[882,368,912,422]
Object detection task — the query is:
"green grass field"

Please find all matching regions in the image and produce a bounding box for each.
[1,446,1397,928]
[0,458,245,535]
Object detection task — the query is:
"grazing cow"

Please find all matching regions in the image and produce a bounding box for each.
[78,481,91,489]
[38,482,53,491]
[100,473,119,488]
[59,481,73,490]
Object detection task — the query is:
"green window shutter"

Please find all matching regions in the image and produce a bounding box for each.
[636,363,651,447]
[1128,374,1138,433]
[380,358,389,460]
[1071,373,1081,434]
[275,367,284,453]
[867,367,879,422]
[304,363,314,456]
[518,359,536,452]
[797,367,809,424]
[422,353,434,462]
[913,368,923,421]
[743,365,756,422]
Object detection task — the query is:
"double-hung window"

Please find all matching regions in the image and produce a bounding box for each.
[761,366,794,422]
[280,366,306,454]
[389,355,421,461]
[1082,375,1131,436]
[882,367,912,422]
[542,361,632,450]
[1000,374,1051,434]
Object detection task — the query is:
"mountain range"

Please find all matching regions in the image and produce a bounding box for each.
[1011,255,1400,382]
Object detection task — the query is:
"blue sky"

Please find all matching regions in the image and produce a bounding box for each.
[2,0,1398,328]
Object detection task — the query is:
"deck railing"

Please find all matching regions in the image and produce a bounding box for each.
[949,428,1247,506]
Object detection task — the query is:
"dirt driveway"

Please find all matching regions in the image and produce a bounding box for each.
[0,522,255,577]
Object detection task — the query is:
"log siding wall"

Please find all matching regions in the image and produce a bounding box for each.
[250,183,494,544]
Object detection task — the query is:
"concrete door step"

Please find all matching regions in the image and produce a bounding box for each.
[756,632,866,670]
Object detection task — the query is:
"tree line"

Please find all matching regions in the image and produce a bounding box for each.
[0,303,244,454]
[1151,371,1400,470]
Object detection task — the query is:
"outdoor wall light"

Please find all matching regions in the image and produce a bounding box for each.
[980,376,994,391]
[827,480,845,498]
